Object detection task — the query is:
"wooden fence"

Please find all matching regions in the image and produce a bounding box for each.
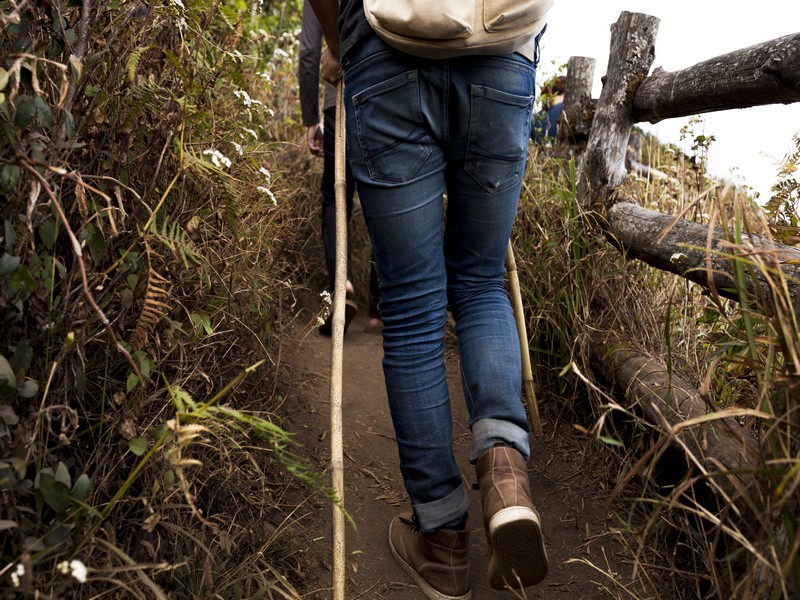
[550,12,800,499]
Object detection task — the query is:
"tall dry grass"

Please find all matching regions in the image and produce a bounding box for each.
[515,127,799,598]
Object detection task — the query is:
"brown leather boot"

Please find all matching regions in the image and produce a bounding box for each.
[475,446,548,589]
[389,513,472,600]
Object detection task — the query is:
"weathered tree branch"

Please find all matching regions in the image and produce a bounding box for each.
[606,202,800,314]
[633,33,800,124]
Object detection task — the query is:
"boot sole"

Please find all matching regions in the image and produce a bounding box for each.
[487,506,548,590]
[389,525,472,600]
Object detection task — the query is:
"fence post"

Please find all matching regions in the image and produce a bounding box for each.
[576,12,660,211]
[555,55,596,160]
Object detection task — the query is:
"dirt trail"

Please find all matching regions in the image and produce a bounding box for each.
[285,309,640,599]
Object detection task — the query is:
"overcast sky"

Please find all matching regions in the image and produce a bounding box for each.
[539,0,800,201]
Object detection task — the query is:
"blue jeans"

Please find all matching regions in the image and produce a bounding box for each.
[343,32,537,532]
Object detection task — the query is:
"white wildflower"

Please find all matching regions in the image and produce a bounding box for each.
[232,141,243,155]
[56,559,88,583]
[202,149,232,169]
[168,0,185,8]
[318,290,332,324]
[273,48,289,60]
[257,186,277,205]
[258,167,271,184]
[258,72,272,83]
[69,559,88,583]
[10,563,24,588]
[233,89,261,108]
[266,108,275,118]
[243,128,258,140]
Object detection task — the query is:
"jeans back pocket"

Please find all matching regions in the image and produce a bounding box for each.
[465,84,534,193]
[352,71,432,184]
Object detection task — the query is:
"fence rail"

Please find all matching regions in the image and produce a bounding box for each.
[549,11,800,516]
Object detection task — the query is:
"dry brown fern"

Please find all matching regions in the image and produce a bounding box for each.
[128,241,172,350]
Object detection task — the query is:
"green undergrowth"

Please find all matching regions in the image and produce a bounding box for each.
[0,0,341,597]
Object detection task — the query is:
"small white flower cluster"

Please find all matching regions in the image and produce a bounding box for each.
[168,0,185,8]
[242,128,258,141]
[202,149,232,169]
[272,47,290,62]
[233,89,262,109]
[10,563,24,588]
[317,290,332,325]
[57,559,88,583]
[257,187,276,204]
[278,30,300,55]
[256,167,276,205]
[231,141,243,156]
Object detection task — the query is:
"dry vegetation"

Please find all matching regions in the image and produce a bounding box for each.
[1,1,798,598]
[517,126,799,598]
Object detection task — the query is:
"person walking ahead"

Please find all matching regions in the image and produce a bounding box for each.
[298,0,381,335]
[309,0,551,596]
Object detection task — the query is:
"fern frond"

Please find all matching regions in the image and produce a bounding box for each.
[128,241,172,351]
[126,77,172,117]
[127,45,154,83]
[151,217,202,269]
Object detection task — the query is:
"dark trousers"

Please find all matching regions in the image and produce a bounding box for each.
[321,106,356,290]
[322,106,381,320]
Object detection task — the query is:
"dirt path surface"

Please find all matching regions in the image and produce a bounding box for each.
[285,309,641,599]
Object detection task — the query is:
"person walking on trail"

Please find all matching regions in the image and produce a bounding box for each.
[309,0,551,597]
[298,0,382,335]
[531,75,567,145]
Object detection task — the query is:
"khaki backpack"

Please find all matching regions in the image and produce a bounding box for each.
[363,0,554,59]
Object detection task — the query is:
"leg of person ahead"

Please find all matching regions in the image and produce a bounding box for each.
[444,53,548,590]
[343,34,471,600]
[319,105,357,335]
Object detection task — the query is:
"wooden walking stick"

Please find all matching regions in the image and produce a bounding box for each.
[506,241,543,436]
[329,80,347,600]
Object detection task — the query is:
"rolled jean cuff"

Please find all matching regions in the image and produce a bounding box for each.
[470,418,531,463]
[413,480,471,533]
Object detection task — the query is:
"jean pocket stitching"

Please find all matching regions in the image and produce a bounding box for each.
[353,71,432,184]
[465,86,534,193]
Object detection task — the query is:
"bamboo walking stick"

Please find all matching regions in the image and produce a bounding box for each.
[329,80,347,600]
[506,241,543,436]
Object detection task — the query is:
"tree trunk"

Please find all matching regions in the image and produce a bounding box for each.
[577,12,660,211]
[633,33,800,124]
